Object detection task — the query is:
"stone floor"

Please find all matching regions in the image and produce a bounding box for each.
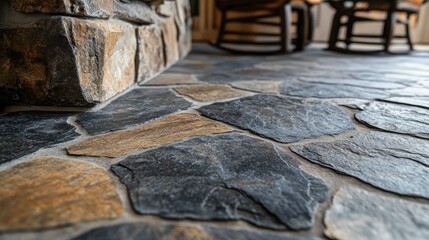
[1,44,429,240]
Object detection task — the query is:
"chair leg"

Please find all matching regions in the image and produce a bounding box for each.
[295,5,308,51]
[383,10,395,52]
[345,15,355,49]
[280,4,292,53]
[405,12,414,51]
[216,10,227,46]
[307,5,314,44]
[328,11,342,50]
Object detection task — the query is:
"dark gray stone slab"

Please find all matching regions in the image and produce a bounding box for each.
[77,89,191,135]
[291,131,429,199]
[325,187,429,240]
[0,112,79,164]
[279,81,390,99]
[299,77,407,90]
[382,97,429,110]
[198,95,355,143]
[355,101,429,139]
[111,133,328,230]
[73,222,319,240]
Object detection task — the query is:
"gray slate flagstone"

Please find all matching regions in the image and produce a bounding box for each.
[198,95,355,143]
[111,133,328,230]
[355,101,429,139]
[291,131,429,199]
[325,187,429,240]
[0,112,78,164]
[77,88,191,135]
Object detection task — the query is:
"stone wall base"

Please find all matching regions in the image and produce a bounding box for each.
[0,0,192,106]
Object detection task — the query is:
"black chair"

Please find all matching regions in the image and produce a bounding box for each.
[213,0,308,54]
[327,0,426,53]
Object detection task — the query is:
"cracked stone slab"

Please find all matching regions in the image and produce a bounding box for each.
[198,95,355,143]
[389,87,429,97]
[279,81,390,99]
[111,133,328,230]
[291,131,429,199]
[0,112,79,164]
[299,77,407,90]
[382,97,429,110]
[230,81,280,94]
[67,113,232,158]
[0,157,123,231]
[325,187,429,240]
[175,84,251,102]
[141,73,200,86]
[77,88,191,135]
[355,101,429,139]
[73,222,320,240]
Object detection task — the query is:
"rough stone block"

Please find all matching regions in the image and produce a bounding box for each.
[113,0,157,24]
[137,25,165,82]
[10,0,113,18]
[0,17,136,106]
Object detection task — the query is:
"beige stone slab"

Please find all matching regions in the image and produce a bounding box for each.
[67,113,232,158]
[0,157,123,231]
[137,25,164,82]
[175,84,252,102]
[142,73,199,86]
[230,81,280,94]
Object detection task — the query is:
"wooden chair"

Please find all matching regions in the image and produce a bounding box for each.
[327,0,426,53]
[213,0,308,54]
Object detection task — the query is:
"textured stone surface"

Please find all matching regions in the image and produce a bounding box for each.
[231,81,280,93]
[299,77,406,90]
[0,17,136,106]
[175,84,251,102]
[142,73,199,85]
[325,187,429,240]
[137,25,165,82]
[280,81,390,99]
[291,131,429,199]
[113,0,156,24]
[389,87,429,97]
[74,222,319,240]
[111,133,328,230]
[0,157,123,231]
[10,0,113,18]
[383,97,429,110]
[198,95,355,143]
[77,88,191,135]
[0,112,78,164]
[68,113,232,157]
[161,18,180,67]
[355,101,429,139]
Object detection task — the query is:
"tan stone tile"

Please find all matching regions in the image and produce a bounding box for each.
[67,113,232,158]
[143,73,199,86]
[230,81,280,94]
[0,157,123,231]
[175,84,251,102]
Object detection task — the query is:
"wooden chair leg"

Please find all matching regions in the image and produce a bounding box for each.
[345,15,355,48]
[307,5,314,44]
[405,12,414,51]
[328,11,342,50]
[216,10,227,46]
[281,4,292,53]
[295,5,308,51]
[383,10,395,52]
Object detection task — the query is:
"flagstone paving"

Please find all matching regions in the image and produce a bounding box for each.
[325,187,429,240]
[0,157,123,231]
[199,95,355,143]
[111,133,328,230]
[0,112,79,164]
[77,88,191,135]
[355,101,429,139]
[1,45,429,239]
